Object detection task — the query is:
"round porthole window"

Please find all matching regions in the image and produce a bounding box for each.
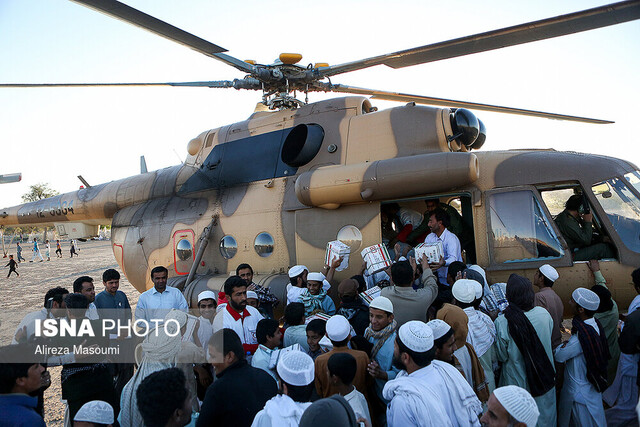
[219,235,238,259]
[254,232,274,257]
[176,239,193,261]
[337,225,363,252]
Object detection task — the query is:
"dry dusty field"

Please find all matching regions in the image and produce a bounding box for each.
[0,239,140,426]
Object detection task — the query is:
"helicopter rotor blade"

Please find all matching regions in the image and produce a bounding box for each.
[0,80,261,89]
[318,0,640,78]
[69,0,254,74]
[325,83,614,124]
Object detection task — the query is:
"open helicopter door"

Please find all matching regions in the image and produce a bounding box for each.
[294,203,382,280]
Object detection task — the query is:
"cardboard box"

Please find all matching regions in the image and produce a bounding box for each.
[325,240,350,271]
[305,312,332,324]
[361,243,392,275]
[359,286,381,306]
[414,241,444,264]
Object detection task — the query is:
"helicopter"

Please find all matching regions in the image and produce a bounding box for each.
[1,0,640,315]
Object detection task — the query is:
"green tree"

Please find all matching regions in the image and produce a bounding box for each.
[21,182,59,203]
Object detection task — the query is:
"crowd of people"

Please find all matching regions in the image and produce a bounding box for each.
[1,203,640,427]
[3,238,79,277]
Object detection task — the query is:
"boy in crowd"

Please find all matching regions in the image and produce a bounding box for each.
[306,319,327,360]
[137,368,192,427]
[252,350,316,426]
[252,318,282,382]
[327,352,371,424]
[283,303,308,351]
[5,254,18,277]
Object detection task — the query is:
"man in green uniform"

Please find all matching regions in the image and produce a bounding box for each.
[554,194,615,261]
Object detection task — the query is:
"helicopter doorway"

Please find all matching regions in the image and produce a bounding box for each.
[380,194,475,264]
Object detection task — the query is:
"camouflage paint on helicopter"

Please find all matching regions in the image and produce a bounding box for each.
[3,96,640,315]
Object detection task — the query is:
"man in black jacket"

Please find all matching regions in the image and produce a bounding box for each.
[336,279,369,336]
[197,328,278,427]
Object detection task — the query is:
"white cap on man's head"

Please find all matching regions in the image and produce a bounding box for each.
[452,279,477,303]
[246,291,258,300]
[471,280,483,299]
[288,265,308,278]
[198,290,216,303]
[539,264,559,282]
[493,386,540,427]
[277,350,315,386]
[398,321,434,352]
[427,319,452,340]
[307,272,325,283]
[369,296,394,314]
[326,315,351,342]
[74,400,115,424]
[572,287,600,311]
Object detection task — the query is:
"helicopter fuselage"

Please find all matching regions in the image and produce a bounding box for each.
[2,96,639,315]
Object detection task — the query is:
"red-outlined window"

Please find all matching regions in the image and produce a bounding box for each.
[173,229,195,275]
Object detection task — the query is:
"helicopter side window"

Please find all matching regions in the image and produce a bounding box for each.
[593,177,640,254]
[488,190,564,263]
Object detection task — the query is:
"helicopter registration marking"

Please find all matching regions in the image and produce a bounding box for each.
[34,200,75,218]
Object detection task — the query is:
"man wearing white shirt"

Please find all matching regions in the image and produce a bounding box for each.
[13,287,69,344]
[286,265,308,305]
[72,276,99,320]
[135,266,188,325]
[424,208,462,285]
[214,275,263,356]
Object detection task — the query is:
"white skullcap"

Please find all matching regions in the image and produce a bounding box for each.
[398,321,434,352]
[427,319,452,340]
[198,290,216,303]
[493,386,540,427]
[572,287,600,311]
[277,350,315,386]
[288,265,308,278]
[307,272,325,283]
[467,264,488,286]
[246,290,258,300]
[326,315,351,342]
[398,256,407,262]
[471,280,483,299]
[322,280,331,291]
[452,279,477,303]
[369,296,394,314]
[539,264,559,282]
[74,400,114,424]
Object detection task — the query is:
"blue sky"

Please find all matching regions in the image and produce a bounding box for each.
[0,0,638,206]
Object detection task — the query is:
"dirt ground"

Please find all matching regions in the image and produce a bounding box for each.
[0,239,140,426]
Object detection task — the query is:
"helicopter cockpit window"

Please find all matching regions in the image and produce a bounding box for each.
[488,190,564,263]
[624,171,640,194]
[593,177,640,253]
[254,232,274,257]
[219,235,238,259]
